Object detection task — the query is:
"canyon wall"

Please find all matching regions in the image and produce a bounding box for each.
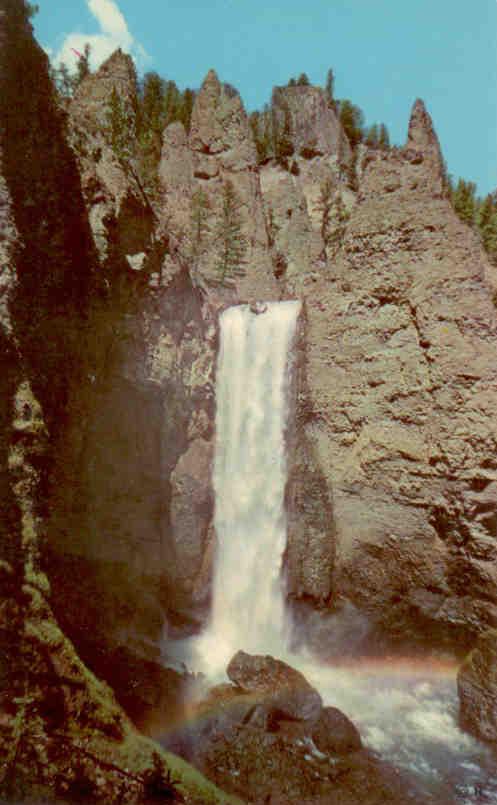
[2,1,497,723]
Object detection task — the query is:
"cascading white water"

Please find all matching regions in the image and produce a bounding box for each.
[193,301,300,676]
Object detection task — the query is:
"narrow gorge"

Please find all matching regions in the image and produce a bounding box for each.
[1,1,497,803]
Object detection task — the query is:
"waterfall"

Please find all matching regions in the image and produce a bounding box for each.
[177,303,497,804]
[193,301,300,676]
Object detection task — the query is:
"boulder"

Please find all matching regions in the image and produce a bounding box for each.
[312,706,362,755]
[458,629,497,744]
[227,651,323,722]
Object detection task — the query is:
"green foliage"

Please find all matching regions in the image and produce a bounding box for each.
[133,74,196,191]
[325,68,335,105]
[190,187,211,265]
[215,180,247,282]
[337,99,365,149]
[365,123,379,147]
[451,178,477,227]
[364,122,390,150]
[449,179,497,265]
[378,123,390,149]
[249,108,272,163]
[297,72,310,86]
[136,73,196,139]
[105,87,136,164]
[76,43,91,86]
[180,88,195,132]
[250,97,295,168]
[346,148,359,191]
[139,72,166,137]
[478,193,497,263]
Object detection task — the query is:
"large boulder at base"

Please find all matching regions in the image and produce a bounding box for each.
[162,678,451,805]
[312,706,362,755]
[227,651,323,722]
[458,629,497,744]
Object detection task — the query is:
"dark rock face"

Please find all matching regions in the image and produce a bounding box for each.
[0,10,233,804]
[458,629,497,744]
[227,650,323,722]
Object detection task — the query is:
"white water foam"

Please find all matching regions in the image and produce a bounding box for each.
[192,301,300,675]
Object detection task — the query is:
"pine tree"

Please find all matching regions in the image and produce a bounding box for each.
[478,193,497,264]
[179,88,195,133]
[338,100,365,149]
[325,68,335,105]
[249,111,271,163]
[105,87,136,165]
[76,43,91,86]
[190,187,211,265]
[346,148,359,191]
[378,123,390,149]
[452,179,477,227]
[365,124,379,148]
[215,181,247,282]
[139,72,166,139]
[297,73,310,86]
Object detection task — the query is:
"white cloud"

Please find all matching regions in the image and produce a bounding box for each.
[87,0,132,47]
[53,0,148,72]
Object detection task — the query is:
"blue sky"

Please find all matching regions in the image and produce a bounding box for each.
[34,0,497,195]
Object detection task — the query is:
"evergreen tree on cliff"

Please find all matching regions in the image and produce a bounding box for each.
[478,192,497,264]
[338,99,364,148]
[452,179,477,227]
[215,181,247,282]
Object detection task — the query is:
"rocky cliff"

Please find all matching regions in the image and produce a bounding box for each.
[296,102,497,653]
[0,4,239,802]
[2,2,497,797]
